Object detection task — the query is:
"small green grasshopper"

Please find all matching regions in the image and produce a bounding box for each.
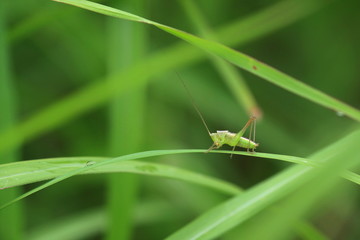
[180,77,258,154]
[207,116,258,152]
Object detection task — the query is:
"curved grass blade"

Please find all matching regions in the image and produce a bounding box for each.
[0,156,242,195]
[0,149,229,210]
[166,129,360,240]
[1,149,359,210]
[53,0,360,121]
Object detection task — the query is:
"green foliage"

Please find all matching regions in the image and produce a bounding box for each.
[1,0,359,239]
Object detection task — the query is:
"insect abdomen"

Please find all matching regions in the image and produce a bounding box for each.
[237,137,258,149]
[223,132,258,149]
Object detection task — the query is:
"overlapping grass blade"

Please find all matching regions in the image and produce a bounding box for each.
[1,149,359,210]
[0,156,241,195]
[166,129,360,240]
[0,150,231,210]
[180,0,260,117]
[54,0,360,121]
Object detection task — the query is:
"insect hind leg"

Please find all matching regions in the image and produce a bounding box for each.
[248,117,257,154]
[230,145,237,159]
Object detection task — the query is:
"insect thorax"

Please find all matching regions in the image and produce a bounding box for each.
[210,130,235,146]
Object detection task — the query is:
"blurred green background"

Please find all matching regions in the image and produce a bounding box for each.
[0,0,359,239]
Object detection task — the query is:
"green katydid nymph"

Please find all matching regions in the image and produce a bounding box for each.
[207,116,258,152]
[180,76,259,154]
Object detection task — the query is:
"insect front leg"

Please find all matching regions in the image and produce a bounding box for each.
[205,142,221,153]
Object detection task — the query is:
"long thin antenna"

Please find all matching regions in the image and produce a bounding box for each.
[177,73,212,136]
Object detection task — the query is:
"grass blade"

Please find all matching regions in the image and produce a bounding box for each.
[0,1,24,239]
[166,129,360,240]
[0,150,233,210]
[1,148,359,210]
[105,0,147,239]
[53,0,360,121]
[0,157,242,196]
[180,0,261,117]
